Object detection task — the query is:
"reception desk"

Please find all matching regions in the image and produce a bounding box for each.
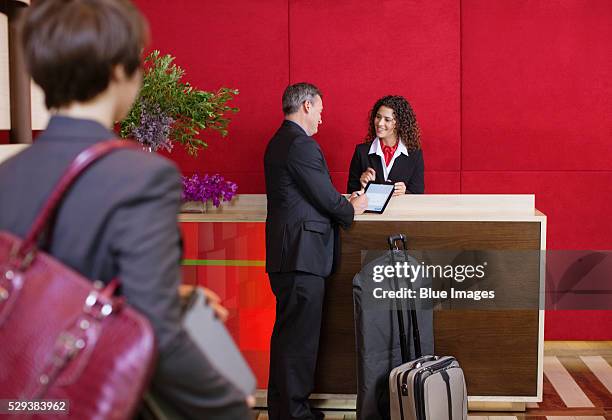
[179,194,546,408]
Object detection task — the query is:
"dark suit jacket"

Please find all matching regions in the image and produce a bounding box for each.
[347,142,425,194]
[264,120,354,278]
[0,116,248,420]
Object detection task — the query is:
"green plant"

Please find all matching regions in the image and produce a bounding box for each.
[120,50,238,155]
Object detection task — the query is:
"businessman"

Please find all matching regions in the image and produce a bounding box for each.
[264,82,368,419]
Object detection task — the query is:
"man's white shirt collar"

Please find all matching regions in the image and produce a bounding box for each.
[368,138,409,181]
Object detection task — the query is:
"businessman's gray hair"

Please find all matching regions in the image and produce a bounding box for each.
[282,82,322,115]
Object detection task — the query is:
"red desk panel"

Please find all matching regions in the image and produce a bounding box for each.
[180,222,273,388]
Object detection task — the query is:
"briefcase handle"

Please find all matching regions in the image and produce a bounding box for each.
[10,140,142,269]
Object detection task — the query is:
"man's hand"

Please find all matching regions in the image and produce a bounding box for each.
[359,167,376,188]
[349,191,368,215]
[349,189,364,201]
[178,285,229,322]
[393,181,407,196]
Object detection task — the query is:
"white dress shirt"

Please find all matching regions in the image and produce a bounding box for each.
[368,137,409,181]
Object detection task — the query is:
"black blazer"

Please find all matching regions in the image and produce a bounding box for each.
[0,116,248,420]
[264,120,354,278]
[347,142,425,194]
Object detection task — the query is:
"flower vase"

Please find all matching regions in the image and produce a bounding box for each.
[180,201,208,213]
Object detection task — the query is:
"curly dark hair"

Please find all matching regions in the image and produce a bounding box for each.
[364,95,421,151]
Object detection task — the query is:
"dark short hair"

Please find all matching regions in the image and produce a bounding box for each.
[21,0,149,109]
[282,82,322,115]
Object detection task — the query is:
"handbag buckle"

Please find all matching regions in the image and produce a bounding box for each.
[32,330,88,397]
[84,289,114,318]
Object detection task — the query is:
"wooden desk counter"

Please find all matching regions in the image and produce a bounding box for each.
[179,194,546,404]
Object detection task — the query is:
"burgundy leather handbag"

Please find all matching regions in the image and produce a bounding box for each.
[0,140,156,419]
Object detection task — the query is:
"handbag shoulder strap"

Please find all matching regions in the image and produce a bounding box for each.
[15,139,142,259]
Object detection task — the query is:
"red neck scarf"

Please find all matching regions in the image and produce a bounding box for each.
[381,141,399,167]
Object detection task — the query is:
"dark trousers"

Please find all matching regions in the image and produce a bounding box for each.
[267,271,326,420]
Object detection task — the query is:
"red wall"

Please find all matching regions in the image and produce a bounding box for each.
[135,0,462,194]
[3,1,607,338]
[137,0,612,339]
[133,0,612,339]
[460,0,612,339]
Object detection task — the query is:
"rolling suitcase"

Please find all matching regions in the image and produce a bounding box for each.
[387,234,468,420]
[353,241,434,420]
[353,240,434,419]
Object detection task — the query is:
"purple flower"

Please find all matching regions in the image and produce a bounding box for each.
[181,173,238,207]
[131,99,175,152]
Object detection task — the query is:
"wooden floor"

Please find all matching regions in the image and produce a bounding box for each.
[253,341,612,419]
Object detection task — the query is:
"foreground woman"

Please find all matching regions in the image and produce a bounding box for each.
[0,0,250,418]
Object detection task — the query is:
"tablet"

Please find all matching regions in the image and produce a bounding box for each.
[183,288,257,396]
[364,182,394,214]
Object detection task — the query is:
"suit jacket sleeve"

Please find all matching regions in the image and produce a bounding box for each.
[407,150,425,194]
[347,145,364,194]
[287,135,354,228]
[106,162,249,420]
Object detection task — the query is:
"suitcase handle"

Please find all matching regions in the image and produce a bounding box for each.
[388,234,422,363]
[387,234,406,250]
